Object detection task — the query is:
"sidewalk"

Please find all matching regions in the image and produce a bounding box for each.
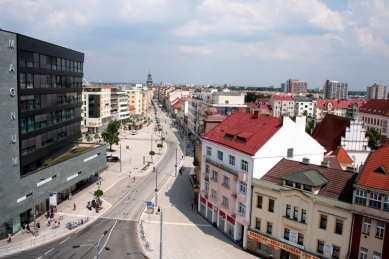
[139,154,255,259]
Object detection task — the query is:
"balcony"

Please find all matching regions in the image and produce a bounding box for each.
[236,213,246,225]
[231,193,237,198]
[190,174,200,191]
[206,157,238,177]
[203,174,209,182]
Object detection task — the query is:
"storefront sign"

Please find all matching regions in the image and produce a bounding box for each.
[323,244,333,255]
[248,231,320,259]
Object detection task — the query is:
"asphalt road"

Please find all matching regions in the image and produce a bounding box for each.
[8,108,184,259]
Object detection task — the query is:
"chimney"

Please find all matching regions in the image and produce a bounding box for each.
[253,109,260,118]
[321,161,330,168]
[302,157,310,165]
[346,166,356,173]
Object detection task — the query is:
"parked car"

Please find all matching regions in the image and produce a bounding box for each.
[132,130,138,135]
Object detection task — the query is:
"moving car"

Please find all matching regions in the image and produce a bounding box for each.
[132,130,138,135]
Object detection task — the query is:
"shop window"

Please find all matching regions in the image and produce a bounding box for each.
[267,222,272,234]
[255,218,261,230]
[332,245,340,259]
[285,204,291,218]
[317,240,324,254]
[363,218,371,234]
[335,219,343,235]
[257,196,263,209]
[320,214,327,229]
[268,199,274,212]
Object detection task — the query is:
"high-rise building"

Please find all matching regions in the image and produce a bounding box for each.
[323,80,348,100]
[366,83,388,100]
[287,79,308,94]
[0,29,106,234]
[281,83,287,93]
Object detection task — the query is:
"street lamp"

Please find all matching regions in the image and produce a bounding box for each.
[160,204,174,259]
[73,230,110,259]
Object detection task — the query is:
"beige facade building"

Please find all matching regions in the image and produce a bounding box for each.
[126,89,142,115]
[248,158,356,259]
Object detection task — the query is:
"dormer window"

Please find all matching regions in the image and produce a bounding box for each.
[236,136,246,143]
[304,185,312,191]
[286,180,293,187]
[225,133,234,140]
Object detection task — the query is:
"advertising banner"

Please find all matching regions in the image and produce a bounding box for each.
[49,193,57,207]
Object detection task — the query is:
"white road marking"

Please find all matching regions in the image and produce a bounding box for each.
[45,248,54,254]
[94,220,118,259]
[59,236,70,244]
[37,257,42,259]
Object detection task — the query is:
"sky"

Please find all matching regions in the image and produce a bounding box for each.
[1,0,388,90]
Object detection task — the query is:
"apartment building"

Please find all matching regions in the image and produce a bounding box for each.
[294,96,315,117]
[126,89,142,115]
[366,83,388,100]
[199,112,324,248]
[269,95,295,117]
[249,158,356,259]
[359,100,389,142]
[350,146,389,259]
[323,80,348,100]
[287,79,308,95]
[315,99,366,120]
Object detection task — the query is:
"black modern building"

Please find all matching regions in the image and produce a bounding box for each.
[0,30,106,236]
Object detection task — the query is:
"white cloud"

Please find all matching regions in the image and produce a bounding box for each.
[179,45,211,55]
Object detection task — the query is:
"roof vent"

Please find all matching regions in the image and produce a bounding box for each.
[321,161,330,168]
[253,109,260,118]
[346,166,356,173]
[302,157,310,165]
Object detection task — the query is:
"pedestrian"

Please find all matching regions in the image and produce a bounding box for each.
[22,223,26,234]
[69,192,72,200]
[48,219,51,226]
[191,202,194,210]
[73,203,76,210]
[59,211,63,220]
[157,206,161,214]
[46,211,50,218]
[37,222,40,233]
[133,176,136,182]
[7,233,11,243]
[26,224,30,234]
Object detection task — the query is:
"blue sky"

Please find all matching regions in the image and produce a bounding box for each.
[1,0,388,90]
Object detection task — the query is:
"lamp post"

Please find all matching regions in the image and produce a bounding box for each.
[97,160,100,190]
[73,230,110,259]
[155,167,158,207]
[160,205,174,259]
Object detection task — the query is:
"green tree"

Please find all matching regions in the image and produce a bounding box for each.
[94,133,99,141]
[306,93,313,97]
[101,120,121,151]
[305,120,315,134]
[245,92,257,102]
[157,143,163,154]
[94,190,104,197]
[149,150,156,163]
[86,135,92,142]
[366,128,382,150]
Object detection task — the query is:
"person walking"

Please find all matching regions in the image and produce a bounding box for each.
[191,202,194,210]
[157,206,160,214]
[26,224,31,234]
[73,203,76,210]
[22,223,26,234]
[69,193,72,200]
[7,233,11,243]
[36,222,40,233]
[59,211,63,220]
[133,175,136,182]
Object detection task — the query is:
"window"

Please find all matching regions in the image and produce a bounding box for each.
[269,199,274,212]
[205,165,210,175]
[293,207,299,220]
[304,185,312,191]
[238,202,246,215]
[333,245,340,259]
[206,146,212,156]
[239,181,247,194]
[298,233,304,246]
[335,219,343,235]
[317,240,324,254]
[286,205,291,218]
[355,189,367,205]
[223,176,230,188]
[255,218,261,230]
[257,196,263,208]
[301,209,307,223]
[211,189,217,200]
[217,150,223,161]
[212,170,218,181]
[286,180,293,187]
[229,155,235,166]
[320,215,327,229]
[376,221,384,238]
[363,218,371,234]
[384,196,389,211]
[369,193,381,209]
[284,228,290,240]
[287,148,293,158]
[267,222,272,234]
[295,183,301,189]
[241,160,248,172]
[373,251,381,259]
[359,247,367,259]
[222,196,229,208]
[205,182,209,191]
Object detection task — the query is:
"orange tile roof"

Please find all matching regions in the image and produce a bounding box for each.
[316,99,367,109]
[359,99,389,116]
[272,95,294,101]
[173,102,181,110]
[331,146,354,163]
[357,146,389,191]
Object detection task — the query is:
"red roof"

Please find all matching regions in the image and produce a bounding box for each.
[359,99,389,116]
[128,105,135,111]
[173,102,181,110]
[272,95,294,101]
[357,146,389,191]
[262,158,357,202]
[331,146,354,163]
[317,99,367,109]
[311,114,351,152]
[255,98,270,104]
[202,112,282,156]
[245,102,259,109]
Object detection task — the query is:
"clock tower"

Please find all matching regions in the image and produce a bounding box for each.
[146,70,153,88]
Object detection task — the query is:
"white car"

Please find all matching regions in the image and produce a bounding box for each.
[131,131,138,135]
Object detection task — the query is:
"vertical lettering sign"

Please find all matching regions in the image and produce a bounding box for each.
[8,37,18,167]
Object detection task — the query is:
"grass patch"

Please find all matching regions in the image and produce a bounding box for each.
[51,147,92,165]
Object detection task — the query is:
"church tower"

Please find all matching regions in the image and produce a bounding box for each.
[147,70,153,88]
